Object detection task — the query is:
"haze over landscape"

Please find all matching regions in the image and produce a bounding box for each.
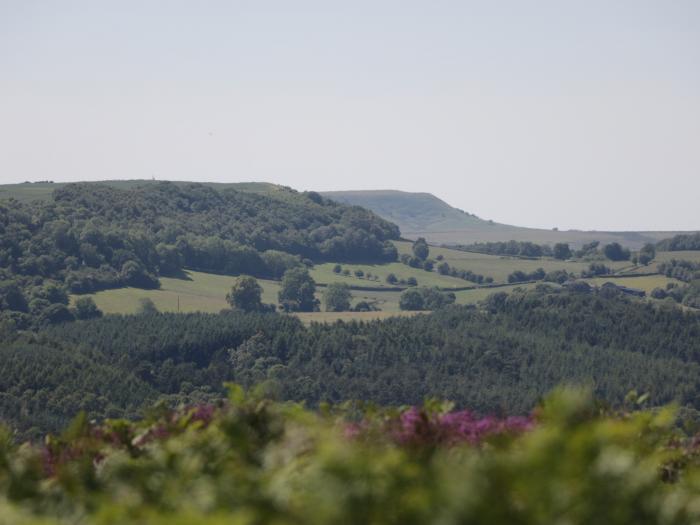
[4,3,700,523]
[2,1,699,231]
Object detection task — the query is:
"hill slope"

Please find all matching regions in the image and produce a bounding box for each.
[0,180,282,203]
[322,190,689,249]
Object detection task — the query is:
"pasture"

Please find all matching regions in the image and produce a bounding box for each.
[452,282,544,304]
[394,241,630,283]
[654,251,700,264]
[69,268,513,322]
[69,270,411,321]
[310,261,466,289]
[585,275,683,293]
[70,270,282,314]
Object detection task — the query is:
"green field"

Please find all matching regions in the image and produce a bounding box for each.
[453,282,544,304]
[585,275,683,293]
[70,270,416,321]
[394,241,630,284]
[70,268,516,321]
[654,251,700,264]
[72,250,686,321]
[310,261,467,289]
[69,270,281,314]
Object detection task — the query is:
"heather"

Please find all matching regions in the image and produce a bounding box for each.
[3,386,700,524]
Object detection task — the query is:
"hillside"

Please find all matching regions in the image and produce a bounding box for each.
[0,180,283,203]
[3,183,691,249]
[0,181,401,329]
[322,189,689,249]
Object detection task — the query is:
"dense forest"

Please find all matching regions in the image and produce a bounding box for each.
[3,286,700,438]
[0,182,398,289]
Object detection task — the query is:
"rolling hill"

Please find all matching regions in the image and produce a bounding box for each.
[1,181,692,249]
[322,189,690,249]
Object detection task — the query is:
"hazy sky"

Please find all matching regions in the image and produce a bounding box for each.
[1,1,699,231]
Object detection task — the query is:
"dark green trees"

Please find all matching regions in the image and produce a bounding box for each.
[399,287,455,311]
[323,282,352,312]
[72,297,103,320]
[638,243,656,266]
[603,243,631,261]
[226,276,264,312]
[399,289,424,310]
[412,238,430,260]
[279,268,319,312]
[138,298,159,315]
[553,243,572,260]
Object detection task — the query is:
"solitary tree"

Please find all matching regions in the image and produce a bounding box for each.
[412,237,430,260]
[279,268,319,312]
[553,243,572,260]
[638,243,656,266]
[603,242,631,262]
[437,262,450,275]
[399,288,424,310]
[226,276,264,312]
[323,282,352,312]
[137,297,158,315]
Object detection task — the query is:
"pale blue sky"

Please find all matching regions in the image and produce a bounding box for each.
[1,1,698,230]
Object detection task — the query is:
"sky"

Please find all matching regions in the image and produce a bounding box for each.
[1,1,699,231]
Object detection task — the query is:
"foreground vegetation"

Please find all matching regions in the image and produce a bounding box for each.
[3,386,700,524]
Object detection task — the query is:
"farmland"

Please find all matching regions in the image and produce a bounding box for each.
[70,244,696,321]
[394,241,631,283]
[310,260,467,288]
[69,269,411,320]
[69,270,282,314]
[586,275,684,293]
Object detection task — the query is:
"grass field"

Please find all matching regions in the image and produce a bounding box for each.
[69,267,525,322]
[69,270,414,321]
[452,283,544,304]
[394,241,630,284]
[72,253,684,322]
[654,251,700,264]
[584,275,683,293]
[310,261,467,289]
[69,270,281,314]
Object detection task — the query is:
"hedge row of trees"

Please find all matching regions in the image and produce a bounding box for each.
[657,232,700,251]
[658,259,700,283]
[453,239,643,263]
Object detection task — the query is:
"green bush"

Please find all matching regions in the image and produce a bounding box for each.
[3,386,700,524]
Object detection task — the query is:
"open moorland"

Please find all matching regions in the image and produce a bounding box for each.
[323,189,689,248]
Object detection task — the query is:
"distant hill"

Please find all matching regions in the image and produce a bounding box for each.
[322,189,690,249]
[1,182,692,249]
